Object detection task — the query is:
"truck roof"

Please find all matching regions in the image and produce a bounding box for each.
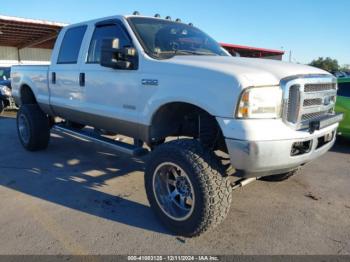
[64,14,189,29]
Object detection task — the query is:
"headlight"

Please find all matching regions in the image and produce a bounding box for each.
[236,86,282,119]
[0,85,12,97]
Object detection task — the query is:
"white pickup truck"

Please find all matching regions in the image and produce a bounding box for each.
[11,14,343,237]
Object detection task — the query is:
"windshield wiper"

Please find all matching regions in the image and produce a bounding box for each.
[155,50,217,59]
[174,50,217,56]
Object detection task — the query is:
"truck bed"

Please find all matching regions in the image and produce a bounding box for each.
[11,65,50,108]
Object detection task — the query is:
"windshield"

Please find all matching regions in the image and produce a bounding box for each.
[128,17,228,59]
[0,67,11,81]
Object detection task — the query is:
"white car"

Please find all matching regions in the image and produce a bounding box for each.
[11,14,343,237]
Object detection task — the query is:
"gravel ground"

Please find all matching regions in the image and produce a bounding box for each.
[0,110,349,255]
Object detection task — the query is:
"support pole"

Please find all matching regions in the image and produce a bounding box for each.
[17,48,21,64]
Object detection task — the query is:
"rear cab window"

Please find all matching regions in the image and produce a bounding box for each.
[57,25,88,64]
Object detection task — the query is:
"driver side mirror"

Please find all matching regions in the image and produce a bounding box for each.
[100,38,137,70]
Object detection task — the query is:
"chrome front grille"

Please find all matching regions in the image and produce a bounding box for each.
[287,85,300,123]
[301,111,329,121]
[283,76,337,130]
[304,83,336,93]
[303,98,323,107]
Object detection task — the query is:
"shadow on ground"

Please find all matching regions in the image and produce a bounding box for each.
[331,136,350,154]
[0,117,171,235]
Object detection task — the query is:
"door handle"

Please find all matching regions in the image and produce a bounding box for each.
[79,73,85,87]
[52,72,56,84]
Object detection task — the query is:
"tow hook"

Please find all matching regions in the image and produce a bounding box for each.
[309,121,320,134]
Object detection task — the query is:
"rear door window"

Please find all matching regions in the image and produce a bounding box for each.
[57,25,87,64]
[338,82,350,97]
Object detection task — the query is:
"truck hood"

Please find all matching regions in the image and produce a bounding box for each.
[166,56,331,87]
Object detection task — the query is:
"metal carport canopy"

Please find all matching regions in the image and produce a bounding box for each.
[0,14,284,59]
[0,15,67,49]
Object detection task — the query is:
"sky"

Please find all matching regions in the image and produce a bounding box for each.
[1,0,349,65]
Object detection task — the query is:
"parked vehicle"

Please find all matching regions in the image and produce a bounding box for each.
[0,67,14,114]
[334,71,350,78]
[335,77,350,138]
[11,14,343,237]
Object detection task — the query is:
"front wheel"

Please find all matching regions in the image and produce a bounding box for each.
[17,104,50,151]
[145,139,232,237]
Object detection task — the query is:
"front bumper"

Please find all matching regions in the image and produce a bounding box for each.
[218,117,341,177]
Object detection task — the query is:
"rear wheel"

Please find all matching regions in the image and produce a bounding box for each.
[145,139,232,237]
[17,104,50,151]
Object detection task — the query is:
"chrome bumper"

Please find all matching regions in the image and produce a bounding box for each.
[225,124,338,177]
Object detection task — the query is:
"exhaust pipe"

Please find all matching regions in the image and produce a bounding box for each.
[231,177,258,190]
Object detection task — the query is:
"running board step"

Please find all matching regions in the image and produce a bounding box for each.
[53,125,149,157]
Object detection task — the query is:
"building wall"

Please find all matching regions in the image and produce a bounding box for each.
[263,55,283,60]
[0,46,51,66]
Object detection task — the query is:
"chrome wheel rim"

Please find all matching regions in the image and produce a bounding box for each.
[18,114,30,144]
[153,162,195,221]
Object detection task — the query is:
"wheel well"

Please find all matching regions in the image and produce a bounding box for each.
[150,102,226,150]
[20,85,37,105]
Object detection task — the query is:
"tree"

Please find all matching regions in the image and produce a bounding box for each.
[309,57,340,73]
[340,64,350,72]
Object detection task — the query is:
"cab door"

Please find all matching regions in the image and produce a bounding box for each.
[49,25,88,122]
[80,20,141,137]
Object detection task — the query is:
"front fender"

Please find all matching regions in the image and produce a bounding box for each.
[139,69,241,125]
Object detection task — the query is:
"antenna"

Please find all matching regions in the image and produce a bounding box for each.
[133,11,140,15]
